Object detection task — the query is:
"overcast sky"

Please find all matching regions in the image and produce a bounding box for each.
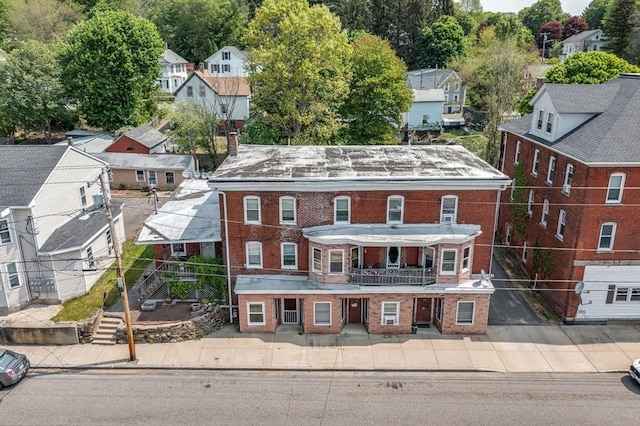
[479,0,591,17]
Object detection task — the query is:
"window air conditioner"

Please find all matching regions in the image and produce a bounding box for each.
[441,214,454,223]
[384,316,396,325]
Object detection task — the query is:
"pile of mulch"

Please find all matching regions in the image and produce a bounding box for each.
[130,302,193,324]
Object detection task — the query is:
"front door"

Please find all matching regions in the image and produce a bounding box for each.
[415,298,432,323]
[200,242,215,258]
[282,298,299,324]
[348,298,361,323]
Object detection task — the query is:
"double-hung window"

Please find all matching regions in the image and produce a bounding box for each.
[527,190,534,216]
[136,170,145,182]
[546,112,554,133]
[563,164,573,194]
[279,196,296,224]
[7,263,20,288]
[0,219,11,244]
[546,157,556,184]
[514,140,521,164]
[522,241,528,262]
[598,223,616,251]
[329,250,343,274]
[532,149,540,175]
[537,110,544,130]
[86,246,95,268]
[440,195,458,223]
[244,196,261,224]
[246,242,263,268]
[606,173,624,204]
[334,196,350,224]
[381,302,399,325]
[456,301,475,324]
[312,248,322,273]
[281,243,298,269]
[247,302,265,325]
[166,172,175,184]
[314,302,331,326]
[171,243,186,256]
[440,249,457,275]
[387,196,403,223]
[461,247,471,272]
[556,210,567,240]
[541,199,549,227]
[80,186,87,206]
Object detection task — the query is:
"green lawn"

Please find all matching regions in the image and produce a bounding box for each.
[53,241,154,322]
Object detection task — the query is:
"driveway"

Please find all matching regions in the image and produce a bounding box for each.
[114,193,169,238]
[489,256,546,325]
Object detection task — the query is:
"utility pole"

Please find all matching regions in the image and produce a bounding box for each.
[99,169,136,361]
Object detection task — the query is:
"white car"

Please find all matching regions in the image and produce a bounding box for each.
[630,358,640,386]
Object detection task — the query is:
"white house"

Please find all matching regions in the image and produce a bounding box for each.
[174,70,251,130]
[0,145,125,314]
[560,29,606,62]
[159,48,189,94]
[204,46,248,77]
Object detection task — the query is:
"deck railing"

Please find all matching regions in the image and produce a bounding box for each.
[349,267,435,286]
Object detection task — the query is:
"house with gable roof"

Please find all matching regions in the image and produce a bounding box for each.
[106,125,169,155]
[0,145,125,314]
[204,46,248,77]
[158,47,189,93]
[210,134,511,335]
[174,70,251,131]
[498,74,640,324]
[560,29,606,62]
[406,68,466,114]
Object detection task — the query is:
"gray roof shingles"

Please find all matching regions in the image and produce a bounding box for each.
[121,125,167,149]
[39,201,123,253]
[501,75,640,164]
[0,145,69,207]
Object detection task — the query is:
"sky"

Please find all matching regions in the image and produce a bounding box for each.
[480,0,591,17]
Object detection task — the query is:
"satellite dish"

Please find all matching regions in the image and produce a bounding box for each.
[193,170,201,179]
[574,281,585,294]
[207,171,214,179]
[182,170,191,179]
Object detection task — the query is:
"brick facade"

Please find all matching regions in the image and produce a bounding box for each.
[105,136,151,154]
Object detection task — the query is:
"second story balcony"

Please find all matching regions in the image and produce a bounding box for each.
[350,267,435,286]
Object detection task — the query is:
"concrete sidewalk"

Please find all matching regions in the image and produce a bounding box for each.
[5,324,639,373]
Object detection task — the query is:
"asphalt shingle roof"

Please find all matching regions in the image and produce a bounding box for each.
[94,153,193,171]
[39,201,123,253]
[160,49,187,64]
[406,69,457,90]
[542,84,618,113]
[502,74,640,164]
[120,125,168,149]
[0,145,69,207]
[563,29,602,43]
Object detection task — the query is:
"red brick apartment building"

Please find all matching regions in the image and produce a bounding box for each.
[210,137,510,334]
[498,74,640,324]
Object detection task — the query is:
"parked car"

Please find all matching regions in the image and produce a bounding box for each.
[0,348,30,390]
[630,358,640,386]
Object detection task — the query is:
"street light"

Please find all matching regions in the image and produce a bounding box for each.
[99,169,136,361]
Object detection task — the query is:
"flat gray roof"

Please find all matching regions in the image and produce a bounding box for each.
[136,180,221,244]
[212,145,507,181]
[303,223,481,246]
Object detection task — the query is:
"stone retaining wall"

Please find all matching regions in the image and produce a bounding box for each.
[115,306,228,344]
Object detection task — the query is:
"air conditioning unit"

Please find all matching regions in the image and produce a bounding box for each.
[562,184,571,194]
[384,316,396,325]
[441,214,454,223]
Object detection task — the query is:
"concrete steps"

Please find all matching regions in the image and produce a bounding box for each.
[92,316,122,345]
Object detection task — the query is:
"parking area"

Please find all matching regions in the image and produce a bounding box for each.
[113,192,170,238]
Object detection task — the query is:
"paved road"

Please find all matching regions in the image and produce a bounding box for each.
[489,256,546,325]
[114,194,168,239]
[1,370,638,425]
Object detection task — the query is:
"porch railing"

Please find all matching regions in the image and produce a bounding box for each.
[283,310,298,324]
[157,260,197,278]
[350,267,435,286]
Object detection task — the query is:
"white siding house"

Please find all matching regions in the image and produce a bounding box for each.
[204,46,248,77]
[0,146,125,314]
[159,48,189,94]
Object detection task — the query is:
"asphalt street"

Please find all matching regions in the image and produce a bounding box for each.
[1,370,638,425]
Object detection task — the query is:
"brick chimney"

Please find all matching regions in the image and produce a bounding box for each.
[536,77,545,90]
[67,136,74,147]
[227,132,239,158]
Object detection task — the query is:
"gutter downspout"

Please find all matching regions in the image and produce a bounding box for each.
[218,190,234,324]
[489,188,502,275]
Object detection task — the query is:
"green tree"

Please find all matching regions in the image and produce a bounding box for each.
[603,0,640,59]
[311,0,372,31]
[0,0,11,45]
[545,51,640,83]
[458,0,482,15]
[516,88,536,115]
[339,34,412,144]
[511,161,529,239]
[166,101,222,167]
[243,0,351,144]
[0,41,72,141]
[152,0,247,63]
[455,10,478,36]
[8,0,85,43]
[519,0,566,36]
[492,12,535,47]
[419,15,466,68]
[582,0,611,29]
[59,10,164,131]
[453,28,537,166]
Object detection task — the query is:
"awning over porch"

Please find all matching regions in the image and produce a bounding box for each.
[234,274,494,295]
[302,223,481,246]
